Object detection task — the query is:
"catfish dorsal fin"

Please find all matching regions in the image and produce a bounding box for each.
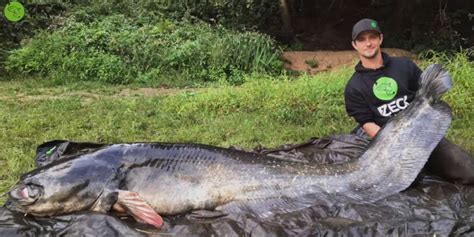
[114,190,164,229]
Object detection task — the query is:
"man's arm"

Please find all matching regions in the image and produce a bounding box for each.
[345,83,377,136]
[362,122,380,138]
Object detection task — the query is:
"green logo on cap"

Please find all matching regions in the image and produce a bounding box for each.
[4,1,25,22]
[371,21,377,28]
[373,77,397,101]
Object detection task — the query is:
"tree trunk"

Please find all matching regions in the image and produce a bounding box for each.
[280,0,294,36]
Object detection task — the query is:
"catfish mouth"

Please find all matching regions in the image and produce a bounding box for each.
[9,183,43,206]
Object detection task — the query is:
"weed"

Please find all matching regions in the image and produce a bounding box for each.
[305,58,319,68]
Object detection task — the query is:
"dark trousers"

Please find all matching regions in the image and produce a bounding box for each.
[352,127,474,185]
[424,138,474,184]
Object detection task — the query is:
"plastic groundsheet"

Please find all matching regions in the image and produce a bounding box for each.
[2,135,474,236]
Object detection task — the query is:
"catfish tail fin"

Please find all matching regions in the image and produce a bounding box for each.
[418,64,452,101]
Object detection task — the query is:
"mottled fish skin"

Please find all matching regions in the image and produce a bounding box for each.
[9,64,452,219]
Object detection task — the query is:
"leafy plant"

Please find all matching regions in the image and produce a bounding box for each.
[5,15,283,85]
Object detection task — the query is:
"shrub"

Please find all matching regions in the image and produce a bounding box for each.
[6,15,282,85]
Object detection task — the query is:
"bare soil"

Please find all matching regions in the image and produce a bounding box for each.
[282,48,417,74]
[0,87,204,103]
[117,88,200,97]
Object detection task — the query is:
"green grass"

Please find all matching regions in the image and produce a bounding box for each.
[0,52,473,204]
[419,50,474,150]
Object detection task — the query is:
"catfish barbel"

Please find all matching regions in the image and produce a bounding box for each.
[8,64,453,228]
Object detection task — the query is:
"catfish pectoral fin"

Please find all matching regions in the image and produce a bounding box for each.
[91,189,119,213]
[116,190,163,229]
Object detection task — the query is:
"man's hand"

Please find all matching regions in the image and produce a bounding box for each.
[362,122,381,138]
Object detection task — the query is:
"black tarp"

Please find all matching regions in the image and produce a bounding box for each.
[2,135,474,236]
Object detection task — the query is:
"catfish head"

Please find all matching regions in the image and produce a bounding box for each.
[8,154,121,216]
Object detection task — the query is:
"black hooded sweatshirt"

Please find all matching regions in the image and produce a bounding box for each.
[344,52,422,127]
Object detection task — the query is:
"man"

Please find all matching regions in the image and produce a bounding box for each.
[344,18,421,138]
[344,18,474,184]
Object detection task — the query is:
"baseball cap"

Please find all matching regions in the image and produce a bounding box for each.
[352,19,382,40]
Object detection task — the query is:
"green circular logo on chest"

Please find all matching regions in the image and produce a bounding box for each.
[373,77,398,101]
[4,1,25,22]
